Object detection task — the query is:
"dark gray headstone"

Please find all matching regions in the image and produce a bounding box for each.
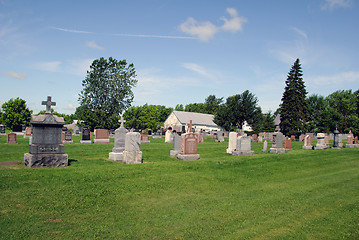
[0,125,5,134]
[82,127,91,140]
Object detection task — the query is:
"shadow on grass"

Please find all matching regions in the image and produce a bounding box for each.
[68,159,78,166]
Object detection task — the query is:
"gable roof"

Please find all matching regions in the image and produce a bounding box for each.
[172,111,218,126]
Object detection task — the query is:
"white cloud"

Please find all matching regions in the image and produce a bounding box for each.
[221,8,247,33]
[179,8,247,41]
[3,71,27,80]
[308,71,359,85]
[67,59,93,76]
[34,61,62,72]
[179,17,218,42]
[182,63,212,78]
[291,27,308,39]
[321,0,352,10]
[67,103,76,110]
[85,41,104,50]
[51,27,93,34]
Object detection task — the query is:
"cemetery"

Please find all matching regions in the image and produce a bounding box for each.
[1,121,358,238]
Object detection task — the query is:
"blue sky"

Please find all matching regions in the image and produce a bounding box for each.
[1,0,358,115]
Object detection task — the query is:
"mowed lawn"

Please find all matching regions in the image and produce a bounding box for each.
[0,134,358,239]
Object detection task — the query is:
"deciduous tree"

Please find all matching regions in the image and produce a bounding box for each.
[1,98,32,129]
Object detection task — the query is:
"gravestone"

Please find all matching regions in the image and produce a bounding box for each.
[302,135,313,150]
[61,131,65,143]
[153,131,162,139]
[24,96,68,168]
[109,115,128,161]
[284,138,292,150]
[299,134,305,141]
[165,128,173,143]
[226,132,238,154]
[170,133,181,157]
[177,120,200,161]
[252,134,258,142]
[269,132,285,154]
[0,125,5,135]
[232,135,254,155]
[7,132,17,144]
[262,140,268,152]
[198,133,204,143]
[324,136,329,146]
[63,131,73,144]
[94,129,109,144]
[315,133,329,150]
[140,132,150,143]
[257,135,263,143]
[216,131,224,142]
[122,132,142,164]
[333,129,340,148]
[291,135,295,141]
[81,126,91,144]
[24,127,32,138]
[12,124,23,133]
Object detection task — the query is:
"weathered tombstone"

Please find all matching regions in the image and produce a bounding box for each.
[63,131,73,144]
[80,126,91,144]
[252,134,258,142]
[315,133,329,150]
[122,132,142,164]
[177,120,200,160]
[262,140,268,152]
[226,132,237,154]
[140,132,150,143]
[170,133,181,157]
[291,135,295,141]
[324,136,329,146]
[198,133,204,143]
[216,131,224,142]
[74,129,80,135]
[24,127,32,138]
[299,134,305,141]
[153,131,162,139]
[165,128,173,143]
[269,132,285,154]
[333,129,340,148]
[7,132,17,144]
[109,115,128,161]
[0,125,5,135]
[257,135,263,143]
[232,135,254,155]
[355,136,358,145]
[302,135,313,150]
[24,96,68,168]
[284,138,292,150]
[212,132,217,139]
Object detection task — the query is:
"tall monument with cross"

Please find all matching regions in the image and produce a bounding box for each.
[109,111,128,161]
[24,96,68,168]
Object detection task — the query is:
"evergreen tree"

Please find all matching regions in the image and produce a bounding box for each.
[279,58,308,137]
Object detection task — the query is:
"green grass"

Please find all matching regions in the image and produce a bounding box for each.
[1,135,358,239]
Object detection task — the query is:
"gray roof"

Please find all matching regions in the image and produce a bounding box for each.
[172,111,218,126]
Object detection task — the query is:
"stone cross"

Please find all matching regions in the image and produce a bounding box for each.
[186,120,194,133]
[118,115,126,128]
[42,96,56,114]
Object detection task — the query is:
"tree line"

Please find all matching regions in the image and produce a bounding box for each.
[1,57,358,136]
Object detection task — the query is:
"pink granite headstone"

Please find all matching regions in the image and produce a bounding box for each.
[94,129,109,143]
[7,132,17,144]
[285,138,292,150]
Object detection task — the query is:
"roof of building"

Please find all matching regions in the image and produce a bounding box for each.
[172,111,218,126]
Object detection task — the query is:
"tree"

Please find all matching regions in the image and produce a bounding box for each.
[306,94,328,132]
[279,58,308,137]
[175,104,184,111]
[184,103,206,113]
[204,95,223,115]
[1,98,32,130]
[214,90,261,131]
[78,57,137,129]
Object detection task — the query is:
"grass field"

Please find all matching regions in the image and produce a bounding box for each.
[1,134,358,239]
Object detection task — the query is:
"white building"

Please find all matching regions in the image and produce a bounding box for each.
[164,111,222,133]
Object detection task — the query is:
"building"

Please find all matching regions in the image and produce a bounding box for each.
[164,111,222,133]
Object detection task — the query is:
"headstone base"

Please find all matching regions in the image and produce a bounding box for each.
[94,139,110,144]
[152,136,162,139]
[314,145,329,150]
[177,154,200,161]
[346,144,359,148]
[63,140,73,144]
[285,148,292,151]
[141,140,150,144]
[80,140,92,144]
[232,150,254,156]
[302,146,313,150]
[123,151,142,164]
[269,148,285,154]
[24,153,68,168]
[226,148,234,154]
[109,152,124,161]
[170,150,180,158]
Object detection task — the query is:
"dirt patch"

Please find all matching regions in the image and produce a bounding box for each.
[46,218,62,223]
[0,161,19,166]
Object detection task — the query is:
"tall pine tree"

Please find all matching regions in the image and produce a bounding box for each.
[279,58,308,137]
